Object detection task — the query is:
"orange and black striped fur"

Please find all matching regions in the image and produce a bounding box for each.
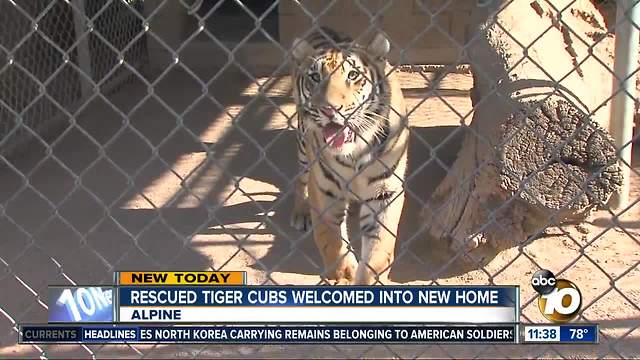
[290,28,409,285]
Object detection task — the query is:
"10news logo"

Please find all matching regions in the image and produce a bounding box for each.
[531,269,582,323]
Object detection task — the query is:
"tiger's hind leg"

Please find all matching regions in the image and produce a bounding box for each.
[356,190,404,285]
[307,174,357,284]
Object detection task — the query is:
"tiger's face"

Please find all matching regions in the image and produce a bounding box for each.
[293,33,391,155]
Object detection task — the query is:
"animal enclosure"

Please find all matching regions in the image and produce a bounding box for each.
[0,0,639,358]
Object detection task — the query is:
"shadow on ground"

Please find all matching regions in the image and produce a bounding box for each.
[0,67,471,315]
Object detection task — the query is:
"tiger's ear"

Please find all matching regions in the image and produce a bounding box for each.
[366,33,390,59]
[292,38,314,62]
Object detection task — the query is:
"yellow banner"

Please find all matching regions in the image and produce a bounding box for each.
[118,271,245,285]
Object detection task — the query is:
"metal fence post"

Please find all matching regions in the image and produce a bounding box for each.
[610,0,640,209]
[72,0,93,99]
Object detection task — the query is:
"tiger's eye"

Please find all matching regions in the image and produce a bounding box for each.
[347,70,359,81]
[309,73,321,82]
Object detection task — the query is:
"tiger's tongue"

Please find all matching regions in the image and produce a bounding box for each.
[323,124,346,148]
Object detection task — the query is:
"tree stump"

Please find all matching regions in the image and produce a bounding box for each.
[423,0,623,255]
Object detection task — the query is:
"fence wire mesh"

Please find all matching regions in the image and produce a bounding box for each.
[0,0,638,358]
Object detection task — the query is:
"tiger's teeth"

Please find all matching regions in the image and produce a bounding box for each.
[344,127,354,142]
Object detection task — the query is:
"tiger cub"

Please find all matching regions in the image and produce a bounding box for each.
[290,28,409,285]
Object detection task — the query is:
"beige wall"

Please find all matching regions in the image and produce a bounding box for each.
[279,0,473,65]
[140,0,473,73]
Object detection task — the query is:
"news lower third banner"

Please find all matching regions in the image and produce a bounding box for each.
[31,272,525,344]
[28,271,605,345]
[19,324,518,344]
[45,274,518,323]
[117,286,519,323]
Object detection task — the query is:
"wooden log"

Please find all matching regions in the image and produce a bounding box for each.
[423,0,623,255]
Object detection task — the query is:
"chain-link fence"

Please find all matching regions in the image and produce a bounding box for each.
[0,0,638,358]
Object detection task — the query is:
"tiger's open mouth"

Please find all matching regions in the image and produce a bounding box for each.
[322,123,355,148]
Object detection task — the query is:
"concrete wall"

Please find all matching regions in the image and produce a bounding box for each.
[141,0,473,75]
[279,0,473,64]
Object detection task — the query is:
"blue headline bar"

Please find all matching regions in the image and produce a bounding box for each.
[118,286,518,307]
[20,324,517,344]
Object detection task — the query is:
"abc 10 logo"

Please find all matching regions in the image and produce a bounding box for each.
[531,269,582,323]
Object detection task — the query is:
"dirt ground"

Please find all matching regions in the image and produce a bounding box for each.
[0,66,638,359]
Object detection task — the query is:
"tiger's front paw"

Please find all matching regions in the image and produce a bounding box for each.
[290,200,312,232]
[326,254,357,285]
[355,263,377,285]
[333,278,353,285]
